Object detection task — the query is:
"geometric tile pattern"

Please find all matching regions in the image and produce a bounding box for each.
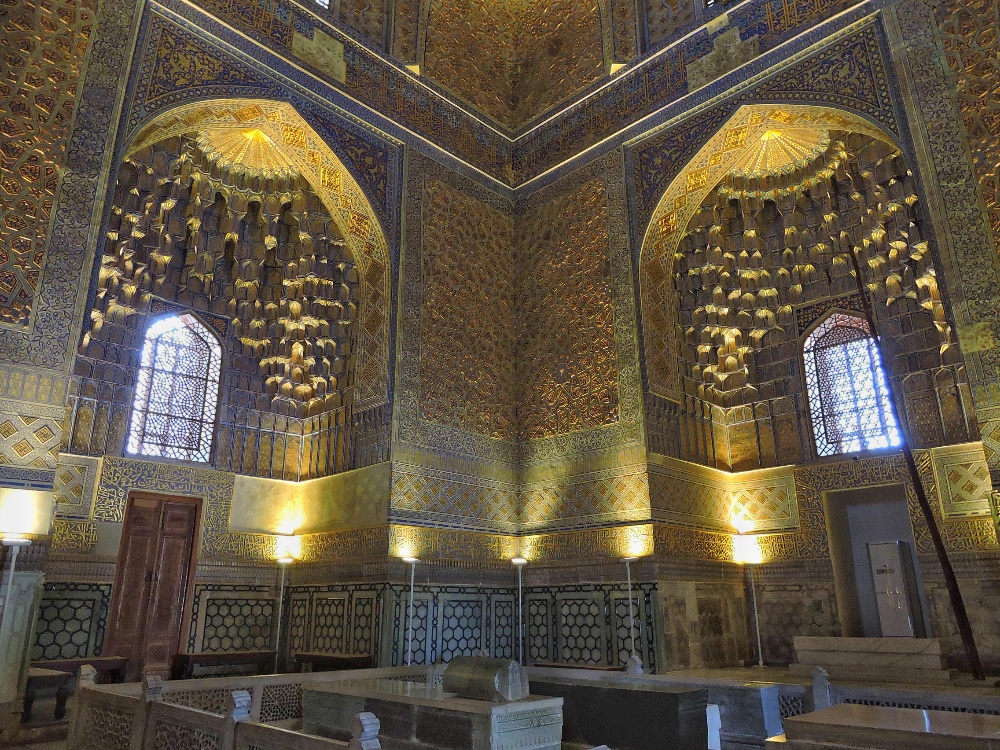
[418,179,516,440]
[52,453,99,520]
[521,468,649,532]
[350,593,377,654]
[439,598,484,662]
[260,683,303,723]
[526,597,551,663]
[390,465,521,533]
[0,0,95,326]
[613,593,642,668]
[81,705,133,750]
[556,596,605,665]
[312,595,348,653]
[201,597,274,653]
[492,598,515,660]
[648,453,798,533]
[0,412,62,469]
[516,178,618,440]
[929,442,993,519]
[32,583,111,661]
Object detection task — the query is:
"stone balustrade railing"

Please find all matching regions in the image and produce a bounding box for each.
[67,666,423,750]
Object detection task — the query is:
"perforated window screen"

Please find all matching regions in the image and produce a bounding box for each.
[127,314,221,463]
[803,312,900,457]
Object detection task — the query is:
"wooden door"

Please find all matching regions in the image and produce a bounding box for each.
[105,494,199,680]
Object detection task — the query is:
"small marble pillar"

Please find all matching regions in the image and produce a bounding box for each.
[143,675,163,703]
[348,711,380,750]
[812,666,832,710]
[624,654,644,675]
[229,690,251,722]
[0,570,44,741]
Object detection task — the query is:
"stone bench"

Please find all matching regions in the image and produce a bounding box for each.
[22,667,71,723]
[31,655,127,683]
[170,650,277,679]
[790,637,954,684]
[768,703,1000,749]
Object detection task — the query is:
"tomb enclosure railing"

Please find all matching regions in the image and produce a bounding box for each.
[69,666,424,750]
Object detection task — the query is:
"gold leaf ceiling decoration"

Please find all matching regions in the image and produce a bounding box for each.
[196,128,298,177]
[728,127,830,178]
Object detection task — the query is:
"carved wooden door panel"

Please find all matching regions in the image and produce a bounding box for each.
[105,497,159,681]
[105,495,198,680]
[141,501,197,677]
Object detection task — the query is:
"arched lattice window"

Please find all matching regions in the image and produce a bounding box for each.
[127,314,222,463]
[803,312,900,457]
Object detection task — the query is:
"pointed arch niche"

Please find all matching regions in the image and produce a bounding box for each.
[122,99,391,412]
[73,99,392,478]
[638,104,976,469]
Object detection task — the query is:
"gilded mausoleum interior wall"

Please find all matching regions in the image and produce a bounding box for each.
[3,0,1000,683]
[0,0,95,328]
[420,0,608,128]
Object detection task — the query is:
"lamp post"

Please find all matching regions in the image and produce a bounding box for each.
[273,554,293,674]
[621,556,642,674]
[402,557,419,666]
[733,531,764,668]
[511,557,527,664]
[0,538,31,636]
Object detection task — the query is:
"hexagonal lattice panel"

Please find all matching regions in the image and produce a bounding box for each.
[312,596,347,652]
[613,595,641,667]
[527,597,550,662]
[440,599,483,663]
[401,598,429,666]
[557,597,604,665]
[493,599,514,660]
[201,598,273,652]
[32,584,111,661]
[351,594,375,653]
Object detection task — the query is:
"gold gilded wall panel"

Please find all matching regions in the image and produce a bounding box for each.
[938,0,1000,268]
[420,0,605,128]
[511,0,606,126]
[645,0,695,50]
[0,398,64,469]
[516,178,618,440]
[391,462,520,533]
[398,153,517,468]
[0,0,95,327]
[648,452,798,533]
[929,442,993,519]
[419,179,516,440]
[338,0,386,49]
[520,464,650,531]
[422,0,515,126]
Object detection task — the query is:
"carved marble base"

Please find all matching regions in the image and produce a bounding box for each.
[302,679,562,750]
[0,571,44,741]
